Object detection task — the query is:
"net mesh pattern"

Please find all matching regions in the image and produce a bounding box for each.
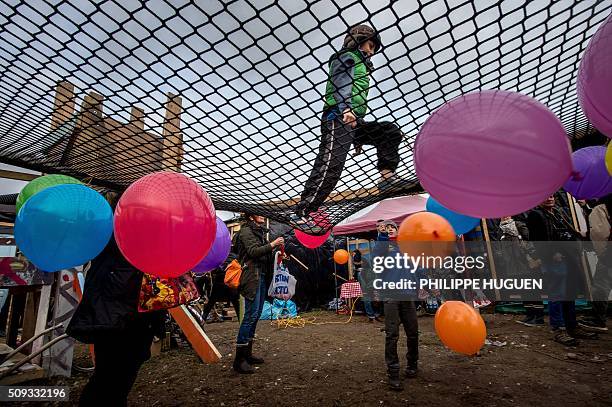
[0,0,609,231]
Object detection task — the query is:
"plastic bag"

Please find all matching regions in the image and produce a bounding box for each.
[260,299,298,320]
[268,252,296,300]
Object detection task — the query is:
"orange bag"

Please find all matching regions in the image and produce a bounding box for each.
[224,259,243,289]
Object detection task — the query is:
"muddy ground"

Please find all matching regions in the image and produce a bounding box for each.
[15,312,612,406]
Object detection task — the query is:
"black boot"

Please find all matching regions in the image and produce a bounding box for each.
[405,362,418,378]
[233,345,254,374]
[388,371,403,391]
[246,340,264,365]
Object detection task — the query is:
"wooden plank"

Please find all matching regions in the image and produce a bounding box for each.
[480,220,501,301]
[566,193,592,299]
[0,169,38,182]
[31,284,52,365]
[5,291,25,348]
[130,106,145,130]
[161,92,183,172]
[67,92,105,176]
[20,290,38,352]
[168,305,221,363]
[50,81,76,132]
[43,269,78,377]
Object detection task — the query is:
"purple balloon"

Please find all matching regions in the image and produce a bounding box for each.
[577,13,612,138]
[415,90,572,218]
[564,146,612,199]
[193,216,231,274]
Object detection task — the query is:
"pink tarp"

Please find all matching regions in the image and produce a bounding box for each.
[333,195,427,235]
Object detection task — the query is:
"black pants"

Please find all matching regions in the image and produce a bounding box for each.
[202,286,241,321]
[384,301,418,375]
[299,115,403,215]
[79,329,154,407]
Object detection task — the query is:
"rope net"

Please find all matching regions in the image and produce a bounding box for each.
[0,0,609,232]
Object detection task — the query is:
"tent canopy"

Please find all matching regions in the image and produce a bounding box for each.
[333,195,427,235]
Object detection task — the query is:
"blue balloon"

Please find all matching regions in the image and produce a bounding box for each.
[15,184,113,272]
[426,197,480,235]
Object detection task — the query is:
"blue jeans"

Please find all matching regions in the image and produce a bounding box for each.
[236,276,267,345]
[549,301,576,330]
[356,271,377,318]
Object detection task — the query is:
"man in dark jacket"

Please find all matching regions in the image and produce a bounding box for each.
[67,236,162,406]
[526,195,597,346]
[233,214,284,374]
[67,191,163,406]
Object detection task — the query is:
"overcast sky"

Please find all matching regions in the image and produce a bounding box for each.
[0,0,610,216]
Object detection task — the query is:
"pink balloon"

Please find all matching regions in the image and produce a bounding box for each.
[577,13,612,137]
[295,229,331,249]
[415,90,572,218]
[114,172,216,278]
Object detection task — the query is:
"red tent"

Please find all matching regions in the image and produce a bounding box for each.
[333,195,427,235]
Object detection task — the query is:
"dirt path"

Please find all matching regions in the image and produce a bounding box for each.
[17,312,612,406]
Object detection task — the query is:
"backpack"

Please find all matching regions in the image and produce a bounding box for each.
[224,230,244,289]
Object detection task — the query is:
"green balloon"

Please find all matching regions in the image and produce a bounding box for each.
[16,174,83,213]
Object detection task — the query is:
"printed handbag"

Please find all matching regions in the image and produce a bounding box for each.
[138,271,200,312]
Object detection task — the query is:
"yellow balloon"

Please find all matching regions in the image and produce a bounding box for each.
[606,143,612,176]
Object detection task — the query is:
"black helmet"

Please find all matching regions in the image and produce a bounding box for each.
[343,24,382,52]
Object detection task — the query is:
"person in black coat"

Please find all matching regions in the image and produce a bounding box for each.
[526,195,597,345]
[200,252,241,322]
[67,192,162,406]
[233,214,284,374]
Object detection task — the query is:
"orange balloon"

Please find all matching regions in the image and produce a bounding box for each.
[434,301,486,355]
[333,249,349,265]
[397,211,456,256]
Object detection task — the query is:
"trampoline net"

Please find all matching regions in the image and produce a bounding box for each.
[0,0,609,231]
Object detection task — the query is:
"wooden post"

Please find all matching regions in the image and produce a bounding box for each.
[43,268,79,377]
[51,81,76,131]
[566,193,593,299]
[347,237,353,280]
[480,220,501,301]
[31,285,52,365]
[20,290,39,353]
[161,93,183,172]
[168,306,221,363]
[130,106,145,130]
[70,92,105,176]
[6,290,26,348]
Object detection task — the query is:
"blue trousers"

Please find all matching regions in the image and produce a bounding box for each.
[236,276,267,345]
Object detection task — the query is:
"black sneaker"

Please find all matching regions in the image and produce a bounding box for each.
[405,364,418,378]
[578,320,608,333]
[553,329,579,346]
[288,213,326,235]
[378,175,417,193]
[569,326,599,340]
[388,374,403,391]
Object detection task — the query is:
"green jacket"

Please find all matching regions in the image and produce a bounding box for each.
[323,49,370,117]
[237,221,274,301]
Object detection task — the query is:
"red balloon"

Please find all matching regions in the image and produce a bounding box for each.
[295,229,331,249]
[114,172,216,278]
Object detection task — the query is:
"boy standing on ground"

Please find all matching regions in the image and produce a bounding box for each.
[296,25,415,222]
[372,220,419,391]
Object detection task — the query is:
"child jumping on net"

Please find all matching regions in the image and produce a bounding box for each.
[296,24,416,223]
